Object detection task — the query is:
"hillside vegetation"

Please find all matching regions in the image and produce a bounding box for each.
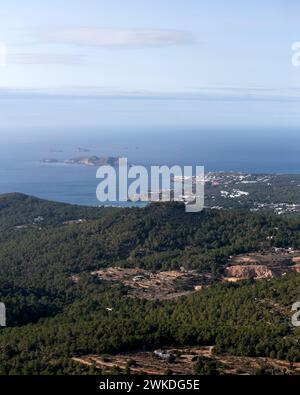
[0,193,299,374]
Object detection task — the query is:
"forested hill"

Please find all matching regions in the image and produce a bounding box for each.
[0,193,299,374]
[0,192,118,231]
[1,193,300,292]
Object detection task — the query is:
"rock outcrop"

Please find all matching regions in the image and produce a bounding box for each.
[226,265,273,280]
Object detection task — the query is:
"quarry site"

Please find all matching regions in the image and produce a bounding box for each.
[77,250,300,301]
[225,251,300,281]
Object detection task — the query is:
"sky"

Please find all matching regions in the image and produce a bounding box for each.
[0,0,300,138]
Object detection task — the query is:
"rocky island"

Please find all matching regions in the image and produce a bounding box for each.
[65,156,120,167]
[42,158,60,164]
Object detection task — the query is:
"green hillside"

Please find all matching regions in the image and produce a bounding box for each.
[0,194,299,374]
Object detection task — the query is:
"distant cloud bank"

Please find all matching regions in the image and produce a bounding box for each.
[44,28,194,47]
[1,86,300,103]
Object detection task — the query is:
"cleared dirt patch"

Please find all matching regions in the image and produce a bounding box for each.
[72,346,300,375]
[90,267,212,300]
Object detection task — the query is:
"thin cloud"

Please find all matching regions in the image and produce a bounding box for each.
[8,53,83,65]
[44,28,194,47]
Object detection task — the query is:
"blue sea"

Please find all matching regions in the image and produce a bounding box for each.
[1,127,300,206]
